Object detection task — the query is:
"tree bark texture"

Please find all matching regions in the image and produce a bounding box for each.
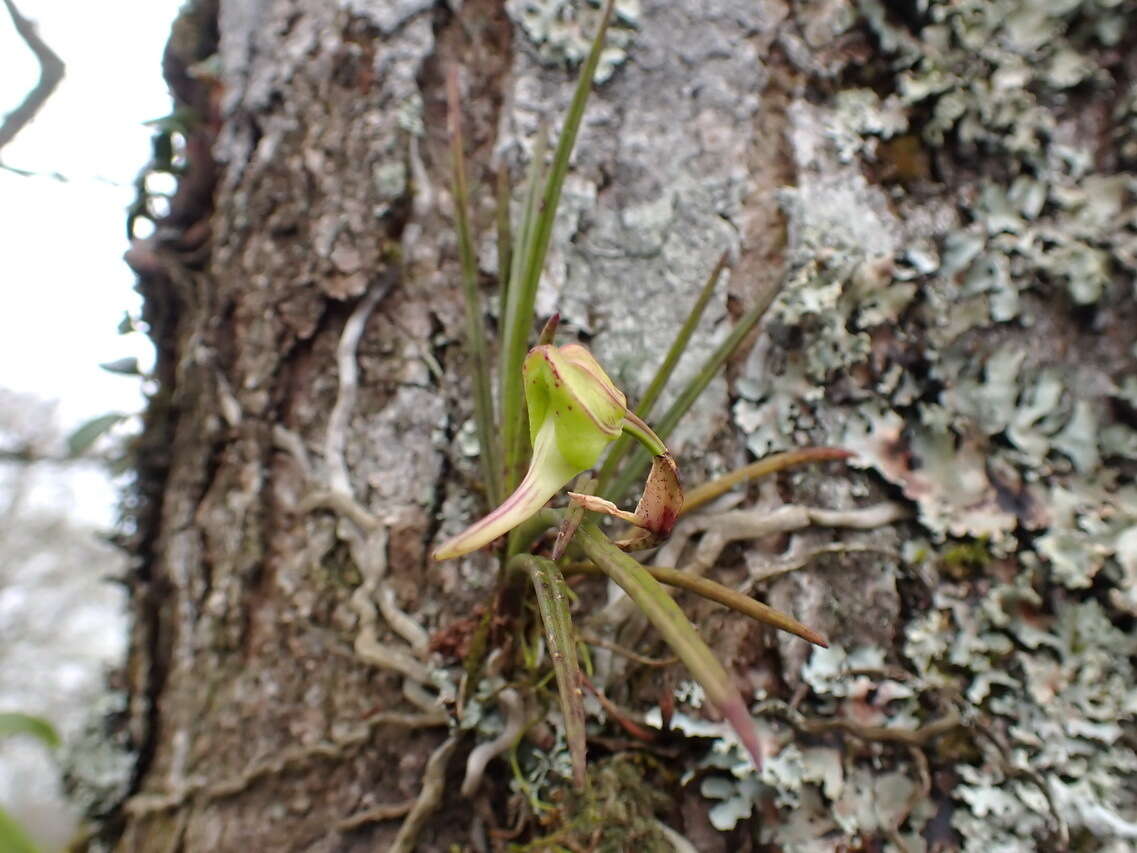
[98,0,1137,850]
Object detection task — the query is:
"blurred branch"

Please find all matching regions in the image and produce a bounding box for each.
[0,447,110,465]
[0,0,65,156]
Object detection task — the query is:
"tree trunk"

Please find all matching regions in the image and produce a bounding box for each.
[91,0,1137,850]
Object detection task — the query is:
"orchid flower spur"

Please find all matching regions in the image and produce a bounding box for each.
[433,342,682,560]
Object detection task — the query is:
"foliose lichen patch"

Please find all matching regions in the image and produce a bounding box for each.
[714,0,1137,848]
[505,0,641,83]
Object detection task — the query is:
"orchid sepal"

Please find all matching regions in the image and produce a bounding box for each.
[433,342,628,561]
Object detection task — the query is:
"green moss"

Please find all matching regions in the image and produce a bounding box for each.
[518,754,673,852]
[940,537,994,579]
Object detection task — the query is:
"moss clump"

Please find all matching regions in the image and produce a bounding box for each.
[940,537,994,579]
[518,753,674,852]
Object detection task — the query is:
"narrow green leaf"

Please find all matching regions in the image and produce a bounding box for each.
[681,447,853,515]
[447,66,501,505]
[496,165,512,321]
[516,0,617,306]
[65,413,125,457]
[499,123,550,495]
[573,522,764,769]
[0,712,60,749]
[0,807,40,853]
[500,0,618,498]
[596,252,728,493]
[607,274,784,502]
[634,565,827,647]
[565,560,826,646]
[516,554,587,789]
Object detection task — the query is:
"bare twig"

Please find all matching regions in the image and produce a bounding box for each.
[277,284,435,686]
[272,425,313,481]
[298,489,380,532]
[349,526,433,684]
[676,501,909,578]
[762,701,963,747]
[654,820,699,853]
[0,0,65,155]
[745,541,901,587]
[381,585,430,653]
[580,675,657,742]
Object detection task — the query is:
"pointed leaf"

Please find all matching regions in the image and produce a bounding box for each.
[644,566,827,647]
[0,712,60,749]
[447,65,501,504]
[682,447,853,515]
[607,274,784,502]
[573,522,764,769]
[500,0,617,498]
[99,357,140,376]
[520,555,587,789]
[0,807,39,853]
[596,252,728,492]
[66,412,125,457]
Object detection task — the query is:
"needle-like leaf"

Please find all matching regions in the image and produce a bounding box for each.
[682,447,853,515]
[499,0,618,496]
[607,273,784,502]
[596,252,728,493]
[499,123,549,493]
[565,561,827,647]
[447,66,501,504]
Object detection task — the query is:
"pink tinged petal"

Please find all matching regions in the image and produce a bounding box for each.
[433,421,577,560]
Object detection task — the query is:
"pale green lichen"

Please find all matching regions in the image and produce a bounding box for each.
[909,591,1137,847]
[719,0,1137,847]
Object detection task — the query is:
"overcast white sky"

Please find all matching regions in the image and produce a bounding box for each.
[2,5,185,845]
[1,0,183,433]
[2,1,184,530]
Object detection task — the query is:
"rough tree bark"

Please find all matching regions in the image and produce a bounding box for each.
[89,0,1137,850]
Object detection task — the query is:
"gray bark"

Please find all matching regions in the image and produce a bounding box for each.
[90,0,1137,850]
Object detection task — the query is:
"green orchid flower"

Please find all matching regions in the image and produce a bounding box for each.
[433,342,680,560]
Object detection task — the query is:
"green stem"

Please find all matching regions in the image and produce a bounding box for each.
[619,410,668,457]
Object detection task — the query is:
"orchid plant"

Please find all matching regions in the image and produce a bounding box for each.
[434,338,680,561]
[438,0,844,795]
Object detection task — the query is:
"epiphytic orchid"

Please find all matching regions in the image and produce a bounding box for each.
[433,342,681,560]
